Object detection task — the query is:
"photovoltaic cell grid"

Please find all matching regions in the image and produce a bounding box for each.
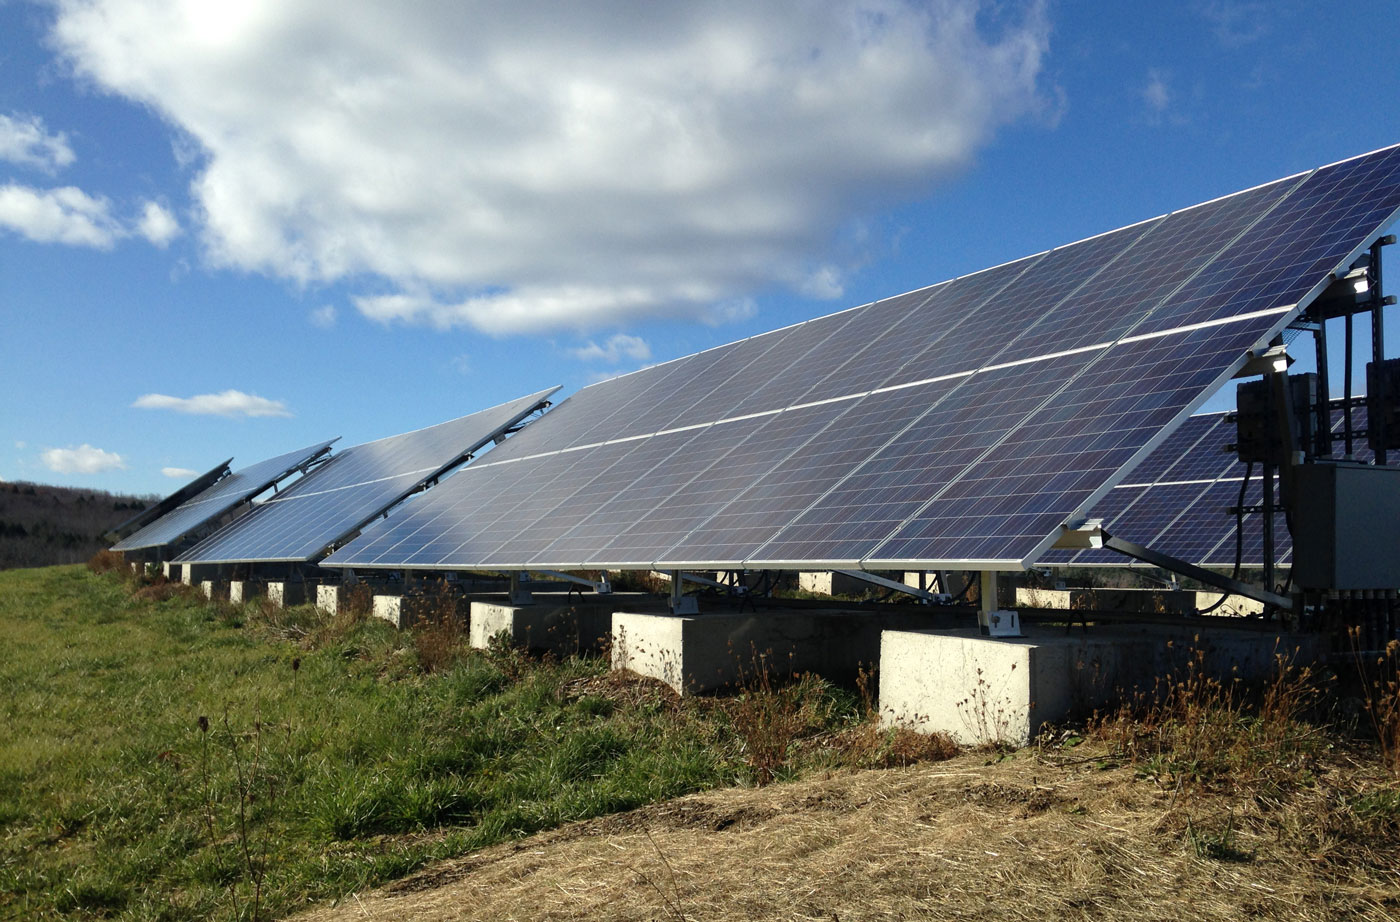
[173,388,558,564]
[112,441,337,551]
[108,458,231,540]
[1048,401,1373,568]
[324,144,1400,573]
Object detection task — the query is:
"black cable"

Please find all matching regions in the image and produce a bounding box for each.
[1196,461,1253,616]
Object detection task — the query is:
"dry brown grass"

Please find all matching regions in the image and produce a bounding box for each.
[85,548,126,574]
[293,744,1399,922]
[1352,632,1400,777]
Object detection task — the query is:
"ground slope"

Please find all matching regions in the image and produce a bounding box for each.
[299,748,1400,922]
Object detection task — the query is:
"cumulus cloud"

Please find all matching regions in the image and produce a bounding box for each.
[132,389,293,417]
[571,333,651,364]
[49,0,1051,333]
[0,184,123,247]
[0,113,76,172]
[161,466,198,478]
[42,444,127,474]
[137,200,180,245]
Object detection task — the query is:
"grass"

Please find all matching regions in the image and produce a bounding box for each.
[0,563,949,921]
[5,562,1397,920]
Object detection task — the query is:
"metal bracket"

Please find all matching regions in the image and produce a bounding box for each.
[534,570,612,594]
[668,570,699,614]
[832,569,950,604]
[1101,533,1292,610]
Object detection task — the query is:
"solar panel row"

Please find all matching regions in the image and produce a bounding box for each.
[112,440,337,551]
[323,144,1400,573]
[172,388,559,564]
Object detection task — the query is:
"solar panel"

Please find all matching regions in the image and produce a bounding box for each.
[113,441,336,551]
[324,144,1400,573]
[173,389,558,564]
[107,458,232,540]
[1051,399,1373,569]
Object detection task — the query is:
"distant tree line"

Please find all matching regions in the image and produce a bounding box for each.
[0,481,159,570]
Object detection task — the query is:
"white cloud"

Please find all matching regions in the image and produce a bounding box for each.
[49,0,1052,333]
[0,184,123,247]
[0,113,76,172]
[42,444,127,474]
[1143,70,1171,114]
[570,333,652,364]
[308,304,337,328]
[161,466,198,478]
[137,200,180,246]
[451,353,471,375]
[132,389,293,417]
[1199,1,1272,47]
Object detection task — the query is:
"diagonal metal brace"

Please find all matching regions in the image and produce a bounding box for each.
[833,569,950,604]
[1101,534,1292,610]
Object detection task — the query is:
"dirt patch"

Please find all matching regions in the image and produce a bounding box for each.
[293,748,1400,922]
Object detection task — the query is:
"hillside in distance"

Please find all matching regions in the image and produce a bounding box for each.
[0,481,155,570]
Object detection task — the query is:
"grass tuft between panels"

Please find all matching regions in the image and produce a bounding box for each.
[0,563,953,921]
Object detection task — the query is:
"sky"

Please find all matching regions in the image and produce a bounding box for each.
[3,0,1400,496]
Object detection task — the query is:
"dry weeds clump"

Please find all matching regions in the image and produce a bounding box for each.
[1352,628,1400,776]
[1087,641,1326,797]
[412,581,468,674]
[85,548,127,574]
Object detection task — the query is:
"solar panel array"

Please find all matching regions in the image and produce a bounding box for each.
[173,388,558,564]
[108,458,231,540]
[1047,401,1374,568]
[113,441,336,551]
[322,143,1400,573]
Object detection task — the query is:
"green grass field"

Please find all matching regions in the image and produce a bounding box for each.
[0,565,884,921]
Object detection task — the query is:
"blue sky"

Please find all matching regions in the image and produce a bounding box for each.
[2,0,1399,495]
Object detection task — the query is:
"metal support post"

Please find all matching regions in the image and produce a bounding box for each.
[508,572,533,606]
[669,570,699,615]
[1345,312,1356,458]
[1314,321,1331,457]
[978,570,997,633]
[1372,239,1388,465]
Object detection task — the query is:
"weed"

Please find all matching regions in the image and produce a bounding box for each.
[411,581,467,674]
[727,651,830,786]
[86,548,126,574]
[1350,629,1400,776]
[198,711,276,921]
[1088,642,1326,797]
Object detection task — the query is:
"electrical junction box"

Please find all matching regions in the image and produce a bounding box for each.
[1291,462,1400,590]
[1367,358,1400,451]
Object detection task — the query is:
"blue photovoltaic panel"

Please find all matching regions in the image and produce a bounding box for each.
[173,389,556,564]
[113,441,336,551]
[108,458,232,540]
[325,145,1400,572]
[1054,399,1369,569]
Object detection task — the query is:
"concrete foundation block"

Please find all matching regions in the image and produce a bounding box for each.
[181,563,218,587]
[372,595,405,628]
[316,585,341,617]
[611,608,951,695]
[470,596,618,656]
[229,580,262,604]
[162,562,179,581]
[266,581,305,609]
[1014,587,1072,609]
[797,571,868,596]
[879,625,1321,747]
[1191,592,1265,618]
[200,580,221,600]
